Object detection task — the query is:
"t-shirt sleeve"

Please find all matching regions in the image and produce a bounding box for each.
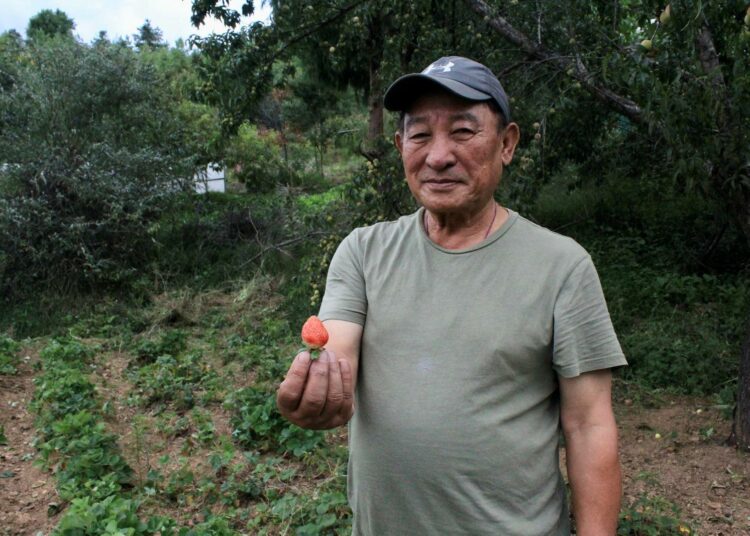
[318,229,367,326]
[552,256,627,378]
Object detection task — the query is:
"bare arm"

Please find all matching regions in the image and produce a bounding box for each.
[560,369,621,536]
[276,319,362,430]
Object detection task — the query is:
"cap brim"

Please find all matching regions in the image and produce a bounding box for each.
[383,74,491,112]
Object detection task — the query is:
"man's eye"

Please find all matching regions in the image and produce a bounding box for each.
[453,128,474,136]
[409,132,429,140]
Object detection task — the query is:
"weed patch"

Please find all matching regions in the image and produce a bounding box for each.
[618,494,693,535]
[0,333,20,374]
[128,351,220,410]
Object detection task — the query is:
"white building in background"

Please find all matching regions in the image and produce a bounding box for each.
[194,163,225,193]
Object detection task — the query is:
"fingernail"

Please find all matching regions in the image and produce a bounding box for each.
[297,352,310,364]
[320,350,331,362]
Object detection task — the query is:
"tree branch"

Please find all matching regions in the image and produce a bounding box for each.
[274,0,369,60]
[463,0,645,124]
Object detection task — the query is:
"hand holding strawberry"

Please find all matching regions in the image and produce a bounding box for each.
[277,318,357,430]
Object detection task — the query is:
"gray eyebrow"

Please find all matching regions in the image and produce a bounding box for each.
[404,111,481,130]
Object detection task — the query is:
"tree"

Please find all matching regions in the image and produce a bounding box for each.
[26,9,75,40]
[191,0,508,155]
[134,19,166,50]
[460,0,750,449]
[0,38,194,296]
[0,30,25,90]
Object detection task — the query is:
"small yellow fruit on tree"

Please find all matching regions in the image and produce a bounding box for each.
[660,4,671,25]
[640,39,653,50]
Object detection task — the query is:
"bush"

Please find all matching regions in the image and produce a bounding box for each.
[226,122,297,193]
[0,37,193,297]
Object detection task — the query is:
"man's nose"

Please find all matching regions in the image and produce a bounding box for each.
[425,135,456,170]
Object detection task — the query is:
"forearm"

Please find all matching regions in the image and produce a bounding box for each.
[565,421,621,535]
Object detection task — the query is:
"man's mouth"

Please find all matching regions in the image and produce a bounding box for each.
[422,178,462,185]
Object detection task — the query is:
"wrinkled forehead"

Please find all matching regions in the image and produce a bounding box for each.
[402,90,497,129]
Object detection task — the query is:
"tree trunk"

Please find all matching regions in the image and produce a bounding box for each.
[361,12,385,159]
[365,67,384,153]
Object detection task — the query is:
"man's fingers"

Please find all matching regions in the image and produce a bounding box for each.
[277,350,355,429]
[298,350,331,415]
[276,352,311,413]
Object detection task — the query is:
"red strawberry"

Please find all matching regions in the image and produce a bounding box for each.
[301,315,329,356]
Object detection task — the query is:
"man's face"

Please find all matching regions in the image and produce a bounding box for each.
[394,91,519,217]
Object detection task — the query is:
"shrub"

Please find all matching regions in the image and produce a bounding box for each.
[0,37,193,297]
[226,122,297,193]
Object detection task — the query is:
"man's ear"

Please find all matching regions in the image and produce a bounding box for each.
[500,123,520,165]
[394,129,404,156]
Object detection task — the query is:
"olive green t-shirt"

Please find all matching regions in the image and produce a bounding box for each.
[318,208,626,536]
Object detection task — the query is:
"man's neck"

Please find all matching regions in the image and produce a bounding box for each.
[423,202,508,250]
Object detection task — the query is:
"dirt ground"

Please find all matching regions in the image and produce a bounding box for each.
[615,393,750,535]
[0,355,61,536]
[2,354,749,535]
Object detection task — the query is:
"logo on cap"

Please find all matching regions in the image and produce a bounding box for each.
[422,60,454,74]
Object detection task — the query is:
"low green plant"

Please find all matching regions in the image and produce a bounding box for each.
[163,464,196,505]
[191,408,216,445]
[52,495,153,536]
[37,411,134,501]
[132,330,188,365]
[715,381,737,419]
[32,368,100,435]
[249,475,351,535]
[234,318,294,382]
[40,336,96,366]
[618,494,692,535]
[227,386,324,457]
[128,351,219,410]
[0,424,8,446]
[0,334,20,374]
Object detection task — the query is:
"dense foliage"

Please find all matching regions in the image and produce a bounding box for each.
[0,37,197,296]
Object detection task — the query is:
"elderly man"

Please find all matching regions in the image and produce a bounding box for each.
[277,56,627,535]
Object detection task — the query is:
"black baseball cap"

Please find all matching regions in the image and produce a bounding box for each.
[383,56,512,123]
